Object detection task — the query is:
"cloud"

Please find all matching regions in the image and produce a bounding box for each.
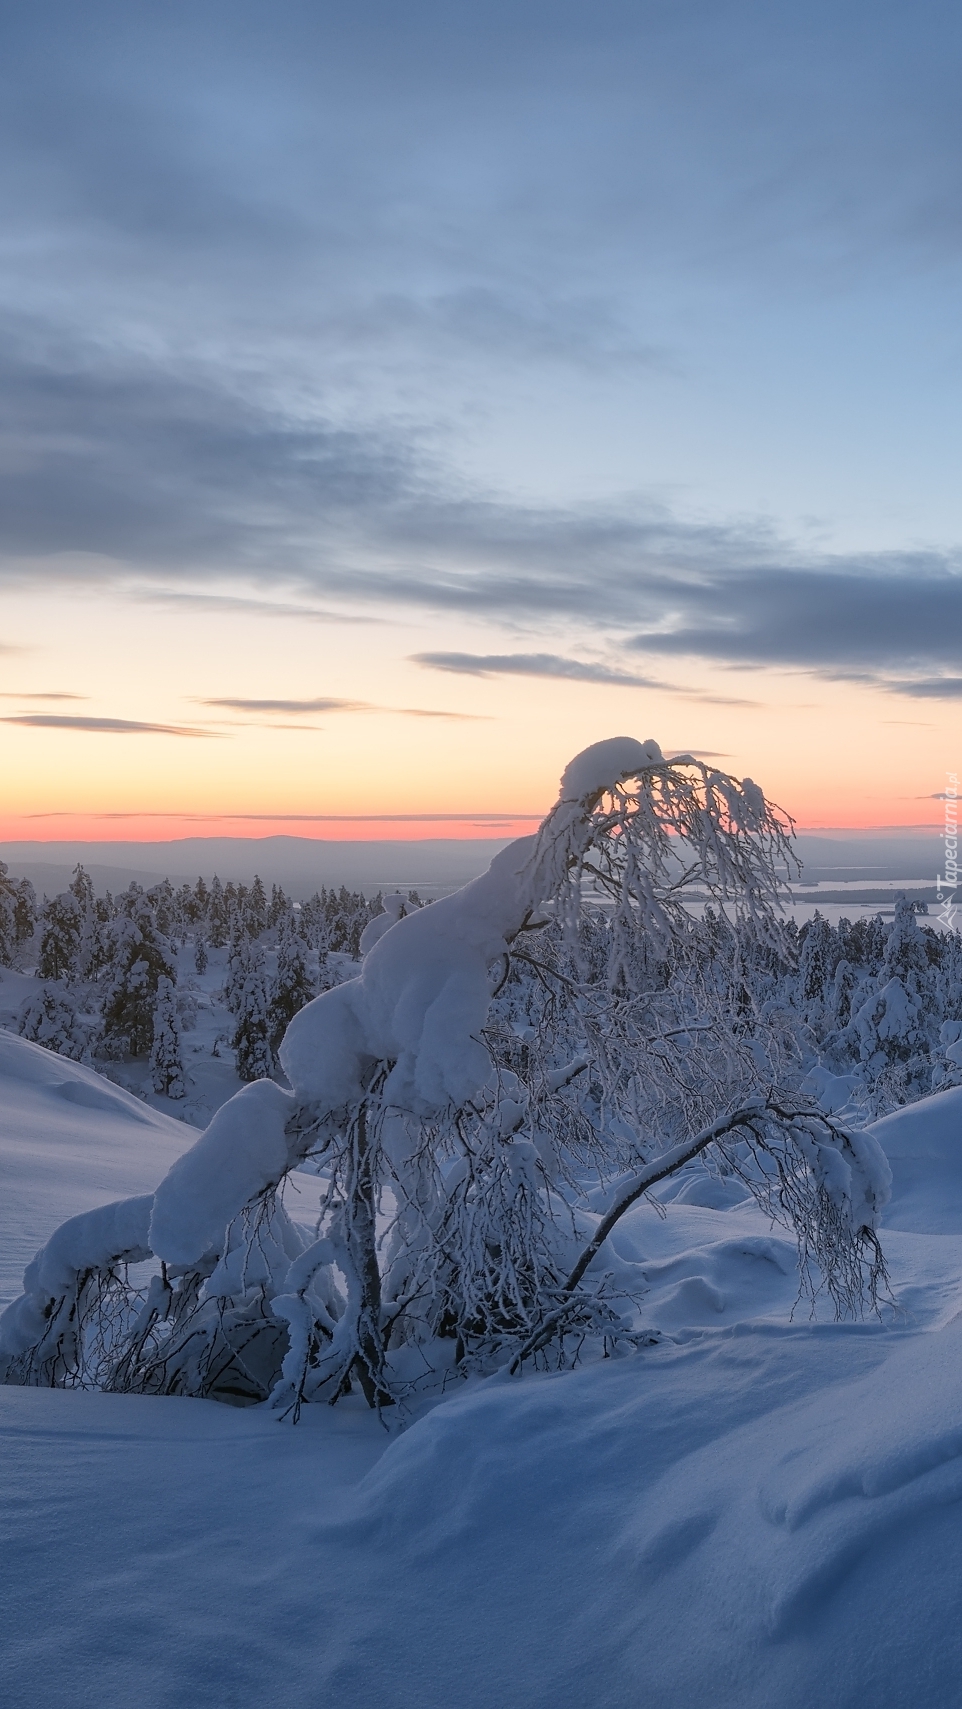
[1,714,220,736]
[0,325,416,574]
[413,652,663,686]
[628,565,962,675]
[1,308,961,691]
[201,697,367,714]
[2,4,962,699]
[393,707,491,720]
[0,691,86,699]
[26,809,545,824]
[881,677,962,698]
[131,590,381,625]
[412,650,759,706]
[198,696,486,721]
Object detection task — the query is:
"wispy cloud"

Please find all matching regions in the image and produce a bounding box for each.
[133,590,380,625]
[2,314,961,690]
[412,650,759,707]
[881,677,962,699]
[201,696,367,714]
[0,691,86,700]
[412,651,660,687]
[197,696,486,721]
[2,714,220,736]
[394,707,491,720]
[25,809,545,823]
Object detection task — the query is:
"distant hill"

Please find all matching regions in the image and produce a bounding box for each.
[0,836,514,900]
[0,828,940,902]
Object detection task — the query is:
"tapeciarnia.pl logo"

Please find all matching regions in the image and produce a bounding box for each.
[937,770,959,930]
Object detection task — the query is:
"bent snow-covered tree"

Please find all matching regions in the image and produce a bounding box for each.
[0,738,891,1411]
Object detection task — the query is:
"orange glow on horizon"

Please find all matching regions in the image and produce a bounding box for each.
[0,585,955,846]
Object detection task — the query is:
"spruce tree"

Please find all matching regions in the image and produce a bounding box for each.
[0,865,15,967]
[268,883,290,929]
[231,942,275,1081]
[207,876,228,948]
[249,874,268,933]
[37,893,83,983]
[797,912,837,1011]
[268,919,315,1051]
[12,875,37,956]
[150,976,186,1097]
[100,896,176,1058]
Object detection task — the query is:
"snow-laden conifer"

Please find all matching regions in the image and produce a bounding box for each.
[99,895,176,1059]
[0,862,36,966]
[16,984,89,1061]
[150,976,185,1097]
[207,876,229,948]
[37,892,83,983]
[231,941,275,1081]
[268,917,315,1052]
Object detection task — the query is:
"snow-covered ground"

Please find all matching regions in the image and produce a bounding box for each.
[3,1031,962,1706]
[0,941,365,1133]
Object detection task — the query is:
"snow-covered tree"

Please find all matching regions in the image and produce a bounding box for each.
[268,883,290,929]
[37,892,83,983]
[796,912,837,1018]
[146,879,176,939]
[841,895,939,1103]
[268,919,315,1051]
[150,976,185,1098]
[0,863,36,966]
[0,869,15,967]
[223,917,255,1014]
[249,874,268,934]
[230,940,275,1081]
[99,896,176,1059]
[207,876,229,948]
[67,864,104,981]
[16,984,88,1061]
[0,739,891,1411]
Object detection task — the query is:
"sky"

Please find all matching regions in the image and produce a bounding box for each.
[0,0,960,840]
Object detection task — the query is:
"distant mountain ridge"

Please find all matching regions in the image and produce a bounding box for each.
[0,829,941,901]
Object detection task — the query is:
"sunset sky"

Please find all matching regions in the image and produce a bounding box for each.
[1,2,960,841]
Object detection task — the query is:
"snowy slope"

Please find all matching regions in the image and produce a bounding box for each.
[0,1032,198,1307]
[3,1045,962,1707]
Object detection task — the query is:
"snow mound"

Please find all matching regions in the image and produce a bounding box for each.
[870,1084,962,1233]
[0,1031,197,1308]
[3,1064,962,1701]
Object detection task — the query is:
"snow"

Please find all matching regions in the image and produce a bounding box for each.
[281,836,544,1112]
[558,734,664,800]
[0,1030,195,1310]
[866,1084,962,1234]
[148,1079,295,1267]
[280,741,674,1118]
[2,739,962,1706]
[3,1028,962,1702]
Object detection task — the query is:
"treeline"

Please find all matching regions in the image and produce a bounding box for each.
[3,854,961,1118]
[492,895,962,1122]
[0,860,422,1097]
